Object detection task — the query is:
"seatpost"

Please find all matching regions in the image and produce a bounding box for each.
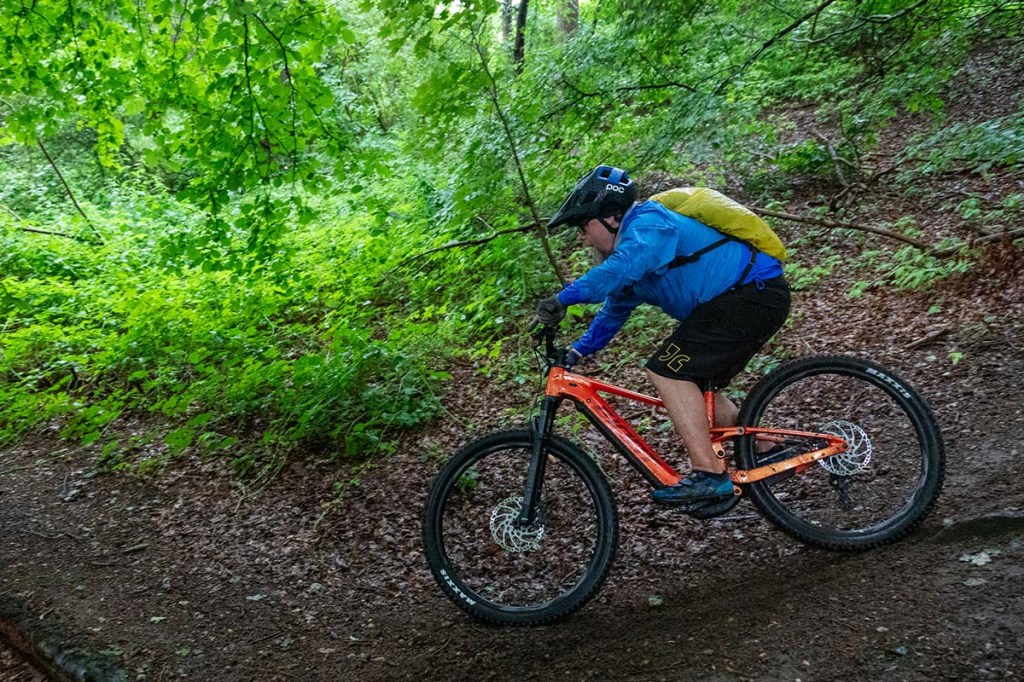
[704,390,716,430]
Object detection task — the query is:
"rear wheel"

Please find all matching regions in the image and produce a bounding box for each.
[737,356,944,550]
[423,430,618,625]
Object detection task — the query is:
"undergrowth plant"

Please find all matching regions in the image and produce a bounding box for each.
[1,0,1020,478]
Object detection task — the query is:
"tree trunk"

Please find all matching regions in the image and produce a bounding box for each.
[557,0,578,35]
[512,0,529,73]
[502,0,513,42]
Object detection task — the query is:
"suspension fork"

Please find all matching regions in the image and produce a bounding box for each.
[517,396,562,526]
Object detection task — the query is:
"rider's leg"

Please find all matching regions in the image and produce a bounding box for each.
[713,392,738,427]
[646,369,724,474]
[646,278,791,501]
[712,392,775,453]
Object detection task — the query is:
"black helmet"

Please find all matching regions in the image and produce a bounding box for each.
[547,165,637,229]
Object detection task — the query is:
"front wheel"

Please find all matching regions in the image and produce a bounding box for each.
[737,356,945,551]
[423,430,618,625]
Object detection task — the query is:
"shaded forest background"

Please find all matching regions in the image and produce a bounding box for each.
[1,0,1022,482]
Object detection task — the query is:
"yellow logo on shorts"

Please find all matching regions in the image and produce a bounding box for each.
[658,344,691,373]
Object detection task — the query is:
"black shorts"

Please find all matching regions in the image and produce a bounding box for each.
[646,277,791,390]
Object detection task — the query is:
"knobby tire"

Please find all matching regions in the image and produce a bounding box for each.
[737,356,945,550]
[423,430,618,625]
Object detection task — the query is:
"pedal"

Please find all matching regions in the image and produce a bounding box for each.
[682,495,740,519]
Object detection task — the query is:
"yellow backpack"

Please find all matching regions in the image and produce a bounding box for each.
[650,187,787,261]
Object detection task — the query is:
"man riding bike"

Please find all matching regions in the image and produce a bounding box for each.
[537,165,791,504]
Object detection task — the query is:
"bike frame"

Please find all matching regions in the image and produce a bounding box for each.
[540,366,849,488]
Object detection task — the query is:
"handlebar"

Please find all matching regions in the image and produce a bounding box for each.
[531,323,574,370]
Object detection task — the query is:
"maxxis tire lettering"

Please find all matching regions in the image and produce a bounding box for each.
[865,366,913,399]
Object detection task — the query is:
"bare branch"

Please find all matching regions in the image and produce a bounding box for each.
[932,227,1024,258]
[36,140,104,244]
[470,27,565,283]
[563,76,697,97]
[539,76,696,125]
[1,204,23,221]
[759,206,1023,259]
[2,204,94,243]
[13,226,95,243]
[809,129,855,189]
[750,206,932,251]
[379,224,534,282]
[906,326,952,350]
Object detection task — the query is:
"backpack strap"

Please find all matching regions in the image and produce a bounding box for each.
[665,236,732,269]
[669,235,758,286]
[733,245,758,288]
[619,235,757,297]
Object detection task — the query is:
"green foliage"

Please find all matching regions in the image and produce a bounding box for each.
[904,113,1024,175]
[839,241,976,297]
[0,0,361,251]
[884,246,975,290]
[784,250,844,291]
[1,0,1019,475]
[0,169,542,464]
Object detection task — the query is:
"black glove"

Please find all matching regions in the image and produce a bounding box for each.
[536,295,566,325]
[564,348,583,369]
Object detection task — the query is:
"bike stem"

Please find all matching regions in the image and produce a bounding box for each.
[518,395,562,526]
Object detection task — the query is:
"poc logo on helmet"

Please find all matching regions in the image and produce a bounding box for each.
[606,183,625,193]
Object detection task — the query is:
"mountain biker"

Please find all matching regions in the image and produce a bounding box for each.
[537,165,791,504]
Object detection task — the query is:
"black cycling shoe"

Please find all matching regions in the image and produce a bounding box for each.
[652,471,734,505]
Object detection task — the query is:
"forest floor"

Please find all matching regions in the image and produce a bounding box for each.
[2,44,1024,682]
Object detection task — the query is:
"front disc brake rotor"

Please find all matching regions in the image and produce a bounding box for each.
[489,496,545,553]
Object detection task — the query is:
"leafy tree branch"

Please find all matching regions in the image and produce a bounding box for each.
[469,27,565,283]
[792,0,934,45]
[714,0,842,94]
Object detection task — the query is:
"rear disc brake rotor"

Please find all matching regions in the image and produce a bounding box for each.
[819,420,873,476]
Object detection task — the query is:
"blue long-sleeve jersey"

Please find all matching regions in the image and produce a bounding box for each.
[557,200,783,357]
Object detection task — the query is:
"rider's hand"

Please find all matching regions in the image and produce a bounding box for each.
[536,295,566,325]
[564,348,583,369]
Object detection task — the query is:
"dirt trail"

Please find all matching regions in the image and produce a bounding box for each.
[1,260,1023,680]
[0,641,45,681]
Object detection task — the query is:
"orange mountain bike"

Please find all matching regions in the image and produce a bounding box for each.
[423,325,945,625]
